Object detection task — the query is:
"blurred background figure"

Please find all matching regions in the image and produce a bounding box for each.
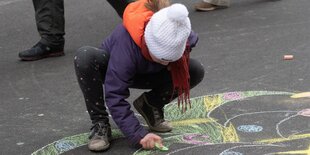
[18,0,132,61]
[194,0,230,11]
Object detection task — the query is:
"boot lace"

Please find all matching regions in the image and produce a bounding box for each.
[89,123,108,138]
[153,107,164,123]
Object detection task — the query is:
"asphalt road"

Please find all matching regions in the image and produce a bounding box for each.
[1,0,310,154]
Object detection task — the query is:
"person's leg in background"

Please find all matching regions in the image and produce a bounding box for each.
[195,0,230,12]
[19,0,65,61]
[18,0,134,61]
[107,0,135,18]
[132,59,205,132]
[74,46,111,151]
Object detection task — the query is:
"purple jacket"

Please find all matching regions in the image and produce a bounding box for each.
[100,24,198,147]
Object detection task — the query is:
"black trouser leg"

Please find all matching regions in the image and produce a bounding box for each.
[132,59,205,109]
[33,0,65,47]
[74,46,110,124]
[107,0,135,18]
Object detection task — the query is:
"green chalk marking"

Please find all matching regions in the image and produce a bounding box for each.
[155,143,169,151]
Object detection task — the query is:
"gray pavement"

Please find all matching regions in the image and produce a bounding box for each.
[1,0,310,154]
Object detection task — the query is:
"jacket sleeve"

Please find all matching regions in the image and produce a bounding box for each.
[188,30,199,49]
[104,40,148,148]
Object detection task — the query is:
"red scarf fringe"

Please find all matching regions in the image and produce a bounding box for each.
[141,37,191,112]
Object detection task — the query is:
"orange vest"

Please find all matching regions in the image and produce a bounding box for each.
[123,0,154,48]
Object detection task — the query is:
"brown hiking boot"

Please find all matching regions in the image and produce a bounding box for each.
[133,93,172,132]
[88,122,111,152]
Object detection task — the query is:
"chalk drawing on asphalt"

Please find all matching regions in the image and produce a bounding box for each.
[31,91,310,155]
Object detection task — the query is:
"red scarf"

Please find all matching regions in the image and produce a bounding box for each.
[141,37,191,112]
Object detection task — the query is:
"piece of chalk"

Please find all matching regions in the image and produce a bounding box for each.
[291,92,310,98]
[283,55,293,60]
[155,143,169,151]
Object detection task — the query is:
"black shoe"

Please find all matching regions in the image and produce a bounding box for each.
[88,122,112,151]
[19,42,64,61]
[133,93,172,132]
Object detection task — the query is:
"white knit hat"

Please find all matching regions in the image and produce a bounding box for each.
[144,3,191,62]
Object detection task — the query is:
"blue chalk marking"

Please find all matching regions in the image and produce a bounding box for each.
[55,140,77,152]
[237,125,263,133]
[221,151,243,155]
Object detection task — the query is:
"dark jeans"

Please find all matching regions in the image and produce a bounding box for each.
[32,0,132,47]
[74,46,205,123]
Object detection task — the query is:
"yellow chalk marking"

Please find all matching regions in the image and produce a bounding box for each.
[204,95,222,112]
[171,118,215,127]
[275,145,310,155]
[257,133,310,143]
[291,92,310,98]
[222,123,239,143]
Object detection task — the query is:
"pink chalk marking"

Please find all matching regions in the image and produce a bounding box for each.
[183,134,210,145]
[298,109,310,117]
[223,92,243,100]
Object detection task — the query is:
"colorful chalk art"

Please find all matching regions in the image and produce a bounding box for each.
[32,91,310,155]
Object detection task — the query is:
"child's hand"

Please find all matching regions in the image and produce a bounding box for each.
[139,133,162,150]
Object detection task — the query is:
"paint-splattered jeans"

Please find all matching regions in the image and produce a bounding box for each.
[74,46,205,124]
